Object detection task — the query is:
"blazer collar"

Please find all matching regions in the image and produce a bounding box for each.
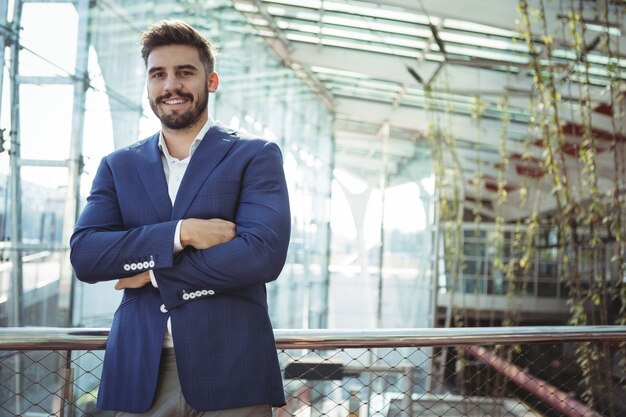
[171,123,239,219]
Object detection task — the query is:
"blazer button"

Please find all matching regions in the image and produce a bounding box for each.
[182,293,190,301]
[136,262,144,270]
[160,304,168,313]
[123,264,131,271]
[208,290,215,295]
[148,260,155,268]
[143,261,150,269]
[201,290,208,296]
[189,292,197,299]
[194,291,202,297]
[130,263,137,270]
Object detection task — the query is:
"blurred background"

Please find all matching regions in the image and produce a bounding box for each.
[0,0,625,414]
[0,0,623,332]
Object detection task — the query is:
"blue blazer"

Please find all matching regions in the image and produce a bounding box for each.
[70,123,290,412]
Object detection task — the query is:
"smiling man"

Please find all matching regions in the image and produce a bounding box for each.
[70,20,290,416]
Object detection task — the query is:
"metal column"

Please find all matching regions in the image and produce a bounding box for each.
[8,0,24,328]
[5,0,92,327]
[0,0,9,118]
[60,0,92,326]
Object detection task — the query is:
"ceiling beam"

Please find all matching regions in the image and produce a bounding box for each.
[232,0,337,111]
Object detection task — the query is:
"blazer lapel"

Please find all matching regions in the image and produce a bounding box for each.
[171,124,238,219]
[132,134,172,222]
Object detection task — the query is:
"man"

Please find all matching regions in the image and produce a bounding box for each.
[70,20,290,416]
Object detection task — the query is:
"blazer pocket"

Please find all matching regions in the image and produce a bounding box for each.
[221,292,267,310]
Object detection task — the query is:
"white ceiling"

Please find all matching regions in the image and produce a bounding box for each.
[229,0,626,221]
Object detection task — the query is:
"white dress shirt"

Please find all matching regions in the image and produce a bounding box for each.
[150,117,214,347]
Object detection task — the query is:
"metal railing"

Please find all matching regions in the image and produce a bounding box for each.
[0,326,625,417]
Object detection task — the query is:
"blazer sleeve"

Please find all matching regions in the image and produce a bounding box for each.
[153,141,291,309]
[70,156,179,283]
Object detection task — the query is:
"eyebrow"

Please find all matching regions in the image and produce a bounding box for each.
[148,64,199,75]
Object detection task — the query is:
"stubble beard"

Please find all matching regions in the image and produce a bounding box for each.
[150,87,209,131]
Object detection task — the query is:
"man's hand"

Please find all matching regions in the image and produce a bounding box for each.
[115,271,151,290]
[180,218,236,250]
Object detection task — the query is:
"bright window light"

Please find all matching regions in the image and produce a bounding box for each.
[278,20,427,49]
[233,2,258,12]
[229,116,241,130]
[310,66,370,79]
[334,168,368,194]
[444,18,518,37]
[440,32,529,53]
[385,183,427,232]
[420,175,436,196]
[443,45,529,64]
[262,0,435,25]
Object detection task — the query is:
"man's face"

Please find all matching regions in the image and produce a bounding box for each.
[146,44,218,130]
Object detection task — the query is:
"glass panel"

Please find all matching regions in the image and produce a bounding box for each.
[19,3,77,77]
[20,167,66,244]
[19,85,73,160]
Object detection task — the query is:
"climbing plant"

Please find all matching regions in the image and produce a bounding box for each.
[516,0,625,414]
[425,0,625,412]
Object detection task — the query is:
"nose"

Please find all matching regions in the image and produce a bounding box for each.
[163,76,182,92]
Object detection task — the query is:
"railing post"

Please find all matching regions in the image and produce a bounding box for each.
[347,389,361,417]
[14,354,22,417]
[399,366,414,417]
[59,350,74,417]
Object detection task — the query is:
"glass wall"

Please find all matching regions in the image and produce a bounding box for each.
[1,0,434,333]
[207,7,335,329]
[0,2,81,327]
[329,153,435,329]
[0,0,335,328]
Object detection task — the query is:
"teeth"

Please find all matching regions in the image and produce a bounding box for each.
[164,99,186,104]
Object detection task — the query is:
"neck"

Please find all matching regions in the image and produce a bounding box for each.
[162,114,208,159]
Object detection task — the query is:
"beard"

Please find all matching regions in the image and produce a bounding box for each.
[149,85,208,130]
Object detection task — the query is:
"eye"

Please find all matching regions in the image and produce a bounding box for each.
[151,72,165,79]
[179,70,193,76]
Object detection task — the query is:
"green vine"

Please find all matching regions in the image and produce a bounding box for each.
[424,0,625,406]
[516,0,626,414]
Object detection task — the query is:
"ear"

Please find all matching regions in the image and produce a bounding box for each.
[208,72,219,93]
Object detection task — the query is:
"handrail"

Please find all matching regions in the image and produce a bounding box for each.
[0,325,625,350]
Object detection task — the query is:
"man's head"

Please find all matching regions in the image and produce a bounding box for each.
[140,20,216,75]
[140,21,219,131]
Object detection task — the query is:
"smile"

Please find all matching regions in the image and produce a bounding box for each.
[163,98,188,104]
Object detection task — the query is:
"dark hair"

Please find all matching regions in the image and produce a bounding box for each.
[140,20,217,74]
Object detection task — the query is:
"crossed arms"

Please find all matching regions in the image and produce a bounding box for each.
[70,141,291,309]
[113,218,236,290]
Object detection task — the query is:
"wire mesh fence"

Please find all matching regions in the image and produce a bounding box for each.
[0,327,624,417]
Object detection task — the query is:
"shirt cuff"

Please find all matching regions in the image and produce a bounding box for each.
[149,270,158,288]
[174,220,184,253]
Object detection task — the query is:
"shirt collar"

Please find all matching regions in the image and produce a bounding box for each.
[158,115,214,162]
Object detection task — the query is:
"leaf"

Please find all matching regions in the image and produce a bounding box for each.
[591,293,601,306]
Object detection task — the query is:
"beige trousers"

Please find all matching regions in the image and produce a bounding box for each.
[114,349,272,417]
